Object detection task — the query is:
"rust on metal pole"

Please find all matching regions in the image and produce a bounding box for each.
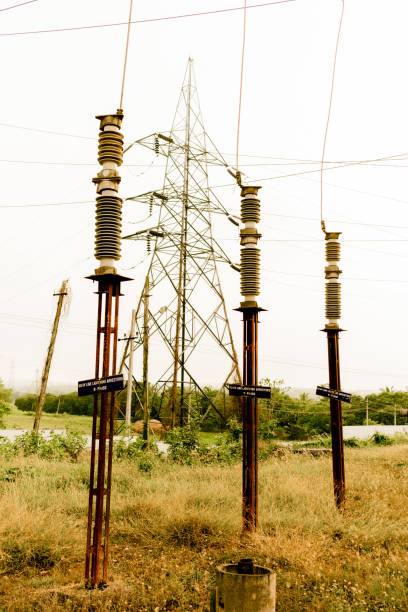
[85,110,131,588]
[325,328,345,510]
[85,277,125,588]
[241,307,259,531]
[236,184,263,533]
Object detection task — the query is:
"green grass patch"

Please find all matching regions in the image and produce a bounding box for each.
[4,406,93,434]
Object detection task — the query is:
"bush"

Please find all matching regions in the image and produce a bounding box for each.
[284,423,309,441]
[199,435,242,465]
[138,455,155,472]
[12,431,86,461]
[167,423,200,464]
[370,432,393,446]
[0,400,11,428]
[226,417,242,441]
[2,540,58,572]
[344,437,362,448]
[114,437,160,474]
[0,436,18,459]
[259,419,276,440]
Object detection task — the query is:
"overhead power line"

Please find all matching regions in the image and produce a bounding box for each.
[0,1,296,37]
[0,121,95,140]
[0,199,93,208]
[0,0,38,12]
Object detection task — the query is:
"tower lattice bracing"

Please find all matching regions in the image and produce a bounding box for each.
[122,60,241,426]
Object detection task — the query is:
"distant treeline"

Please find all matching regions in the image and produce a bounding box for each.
[14,382,408,438]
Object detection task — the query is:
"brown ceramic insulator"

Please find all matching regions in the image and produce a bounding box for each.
[241,196,260,224]
[240,248,260,296]
[326,240,341,262]
[94,195,122,260]
[325,282,341,319]
[97,131,124,166]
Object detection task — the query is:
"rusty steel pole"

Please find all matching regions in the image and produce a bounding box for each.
[236,185,263,532]
[241,307,260,531]
[85,110,131,588]
[323,231,345,511]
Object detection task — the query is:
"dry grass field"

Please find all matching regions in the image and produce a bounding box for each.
[0,444,407,611]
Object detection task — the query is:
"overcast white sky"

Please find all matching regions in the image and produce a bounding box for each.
[2,0,408,394]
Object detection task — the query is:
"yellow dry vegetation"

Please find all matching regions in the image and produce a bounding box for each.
[0,445,407,610]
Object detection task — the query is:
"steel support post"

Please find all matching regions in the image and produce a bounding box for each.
[325,328,345,510]
[241,307,259,532]
[85,275,122,588]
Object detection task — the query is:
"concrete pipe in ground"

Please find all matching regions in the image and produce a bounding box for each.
[211,559,276,612]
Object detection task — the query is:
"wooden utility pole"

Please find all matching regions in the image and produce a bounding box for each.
[142,276,150,445]
[366,397,368,426]
[125,309,136,430]
[33,280,69,432]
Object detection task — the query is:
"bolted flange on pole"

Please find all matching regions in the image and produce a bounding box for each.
[322,231,345,511]
[235,185,265,533]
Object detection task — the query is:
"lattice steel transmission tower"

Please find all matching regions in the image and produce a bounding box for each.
[122,59,241,427]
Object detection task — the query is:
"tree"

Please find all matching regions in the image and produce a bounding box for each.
[0,378,13,427]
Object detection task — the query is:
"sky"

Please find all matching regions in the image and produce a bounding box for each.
[2,0,408,394]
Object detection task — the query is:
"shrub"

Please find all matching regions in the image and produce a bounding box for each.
[259,419,276,440]
[0,466,21,482]
[344,437,361,448]
[0,436,18,459]
[370,432,393,446]
[138,455,155,472]
[285,423,309,441]
[0,400,11,428]
[14,431,43,456]
[167,423,200,464]
[57,431,86,461]
[199,435,242,465]
[12,431,86,461]
[226,417,242,441]
[2,540,58,572]
[114,436,158,461]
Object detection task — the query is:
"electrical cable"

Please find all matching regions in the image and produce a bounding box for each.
[0,1,297,37]
[320,0,345,232]
[235,0,247,173]
[210,151,408,189]
[0,0,38,12]
[0,200,93,208]
[119,0,134,110]
[0,121,96,140]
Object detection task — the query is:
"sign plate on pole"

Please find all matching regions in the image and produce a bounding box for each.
[78,374,124,397]
[227,384,271,399]
[316,385,351,403]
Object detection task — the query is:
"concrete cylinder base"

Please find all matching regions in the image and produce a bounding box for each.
[212,560,276,612]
